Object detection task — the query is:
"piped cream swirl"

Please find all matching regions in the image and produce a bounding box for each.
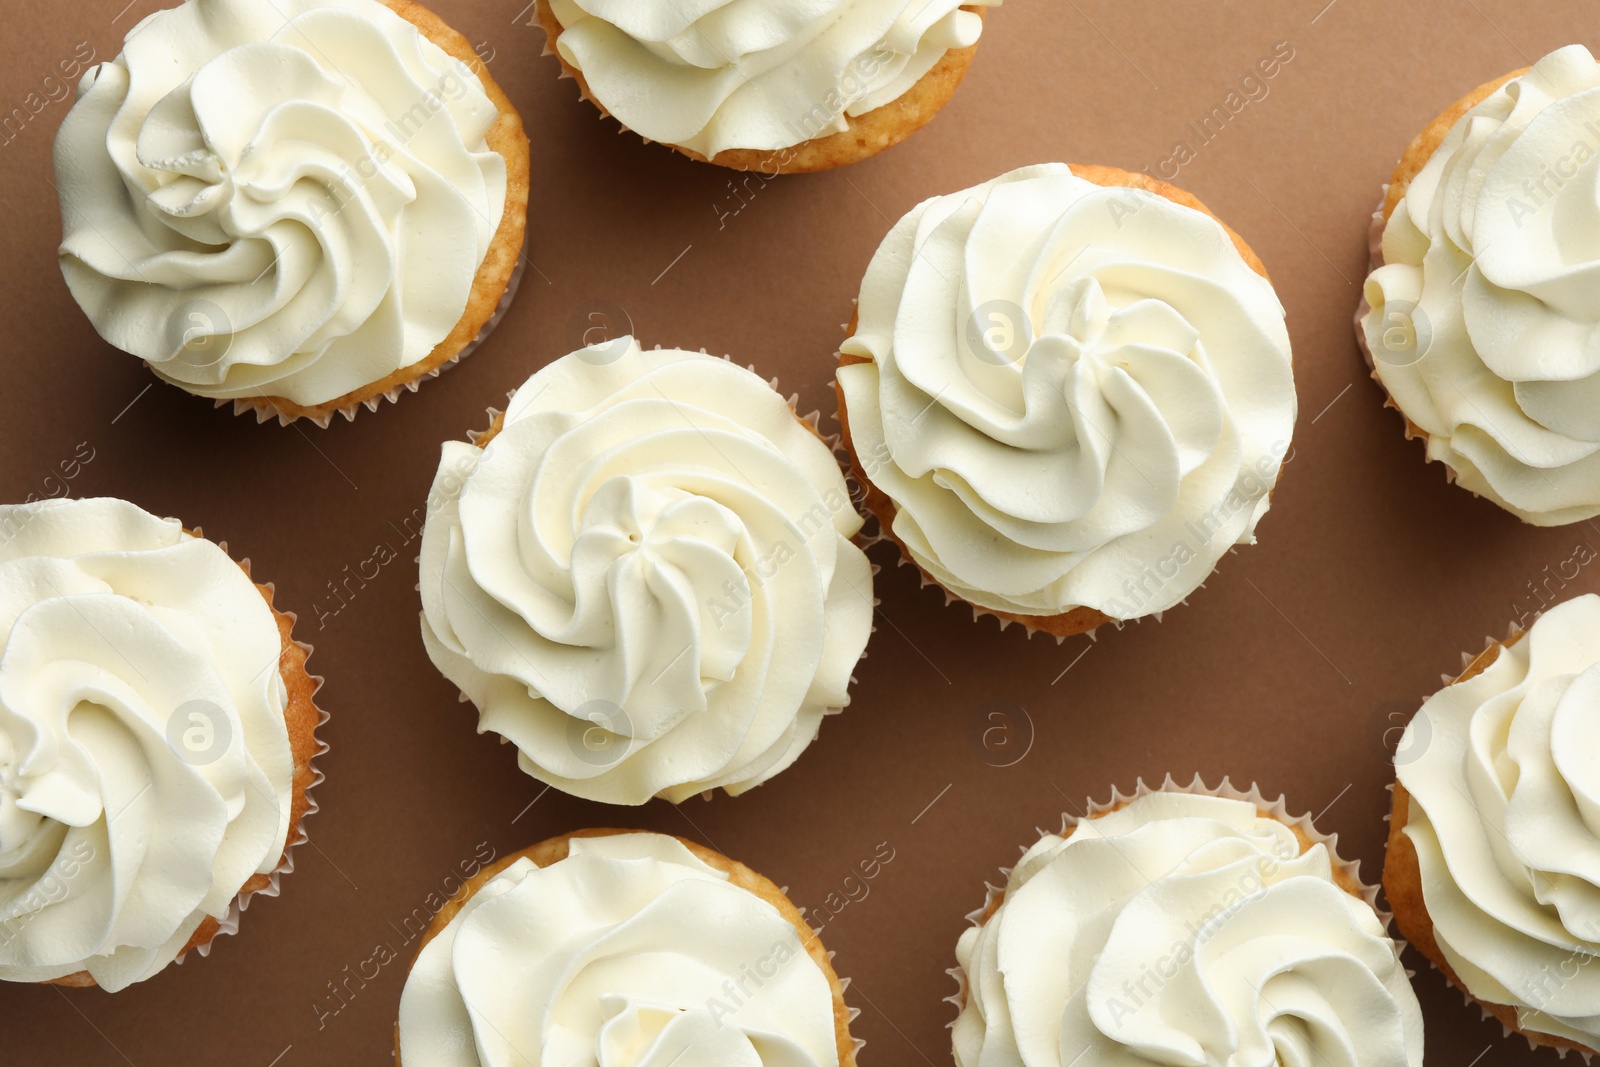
[418,338,873,805]
[0,498,293,991]
[54,0,507,406]
[953,791,1423,1067]
[1361,45,1600,524]
[838,164,1296,619]
[545,0,998,158]
[1398,593,1600,1046]
[397,832,842,1067]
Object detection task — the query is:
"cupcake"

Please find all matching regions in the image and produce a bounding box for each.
[1386,592,1600,1053]
[533,0,999,173]
[54,0,530,427]
[418,337,874,804]
[0,497,322,990]
[836,163,1297,638]
[1358,45,1600,524]
[395,829,858,1065]
[954,780,1424,1067]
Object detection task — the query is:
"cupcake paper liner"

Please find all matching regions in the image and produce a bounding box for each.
[1381,618,1593,1060]
[845,511,1223,647]
[946,773,1404,1022]
[1354,184,1469,493]
[1391,909,1592,1058]
[818,947,866,1060]
[768,371,879,748]
[1353,185,1398,379]
[1383,777,1583,1059]
[222,241,528,429]
[785,892,869,1065]
[169,546,329,974]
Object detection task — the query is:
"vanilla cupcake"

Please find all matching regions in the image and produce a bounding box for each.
[418,337,873,804]
[837,163,1297,638]
[1358,45,1600,524]
[396,829,858,1065]
[54,0,530,426]
[1386,593,1600,1054]
[955,781,1423,1067]
[533,0,999,173]
[0,497,321,990]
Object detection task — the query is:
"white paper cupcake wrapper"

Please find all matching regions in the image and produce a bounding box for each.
[1353,184,1476,498]
[169,551,329,973]
[1392,908,1594,1058]
[1354,186,1396,379]
[766,363,878,744]
[767,380,883,728]
[946,773,1403,1022]
[1382,778,1587,1058]
[219,241,528,429]
[856,534,1223,646]
[1384,621,1593,1059]
[1352,188,1383,370]
[784,900,868,1067]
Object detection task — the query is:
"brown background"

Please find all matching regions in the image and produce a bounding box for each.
[0,0,1592,1063]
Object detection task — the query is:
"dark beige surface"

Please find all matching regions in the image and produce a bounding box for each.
[0,1,1592,1063]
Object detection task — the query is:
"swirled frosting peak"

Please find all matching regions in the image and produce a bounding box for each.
[545,0,999,157]
[418,337,873,805]
[1361,45,1600,524]
[954,791,1423,1067]
[397,832,843,1066]
[0,497,294,991]
[1398,593,1600,1045]
[838,164,1296,620]
[54,0,508,406]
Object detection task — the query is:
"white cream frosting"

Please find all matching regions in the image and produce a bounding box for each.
[1398,593,1600,1046]
[397,832,841,1067]
[0,498,294,991]
[953,792,1423,1067]
[1362,45,1600,525]
[54,0,507,407]
[545,0,999,158]
[418,338,873,805]
[838,164,1296,620]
